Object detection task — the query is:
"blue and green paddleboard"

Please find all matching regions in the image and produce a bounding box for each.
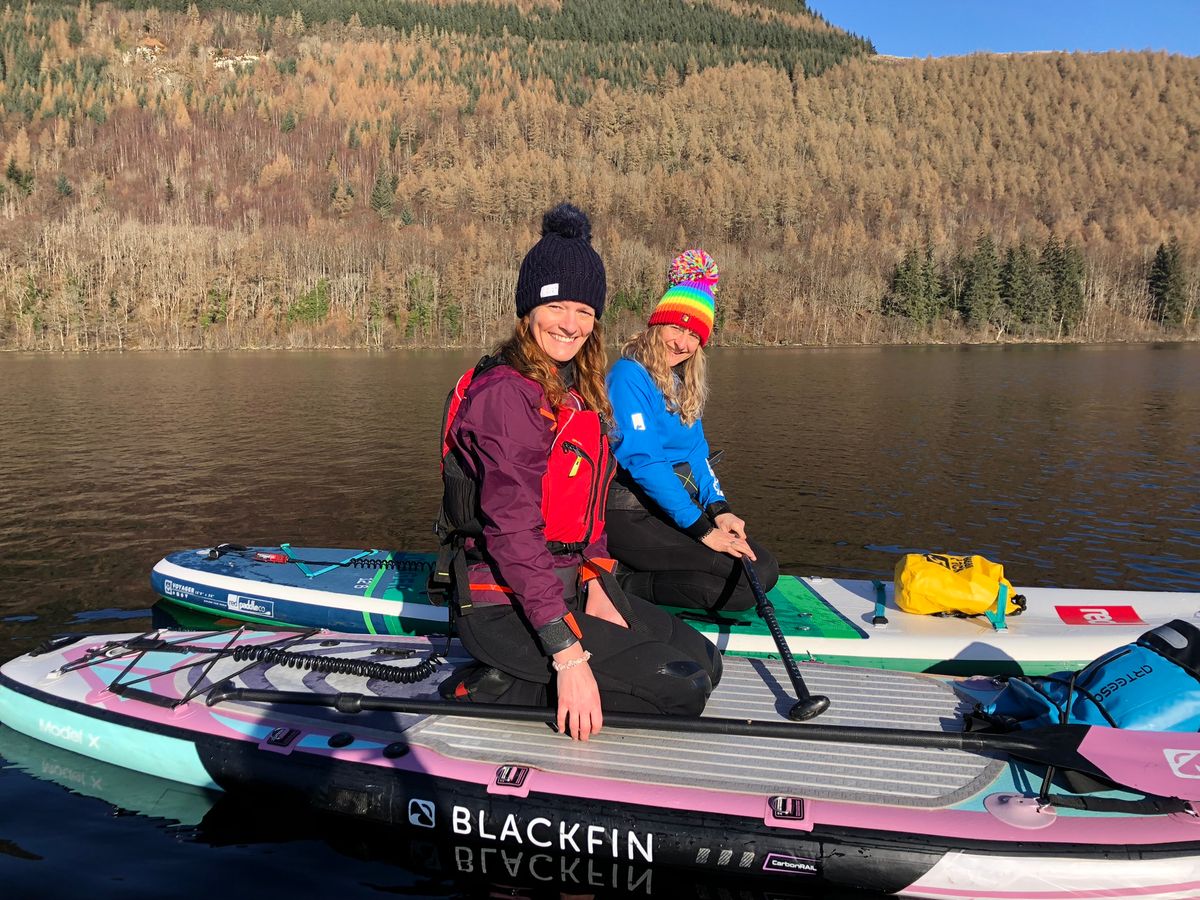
[151,544,1200,676]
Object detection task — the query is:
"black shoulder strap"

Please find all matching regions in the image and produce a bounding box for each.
[429,353,510,617]
[439,354,504,455]
[473,351,507,377]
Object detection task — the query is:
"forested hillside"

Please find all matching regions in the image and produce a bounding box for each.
[0,1,1195,350]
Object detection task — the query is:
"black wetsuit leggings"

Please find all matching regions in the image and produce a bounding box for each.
[455,591,722,717]
[606,505,780,612]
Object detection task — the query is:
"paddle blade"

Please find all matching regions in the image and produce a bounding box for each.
[788,695,831,721]
[1077,726,1200,802]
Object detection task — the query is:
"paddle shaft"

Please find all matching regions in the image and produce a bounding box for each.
[740,557,829,718]
[208,684,1096,772]
[205,681,1200,800]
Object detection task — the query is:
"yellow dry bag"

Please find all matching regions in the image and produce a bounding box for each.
[894,553,1026,618]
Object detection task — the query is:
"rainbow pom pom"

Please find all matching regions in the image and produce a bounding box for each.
[668,249,719,288]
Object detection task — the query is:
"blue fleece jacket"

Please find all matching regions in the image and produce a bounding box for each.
[606,357,725,531]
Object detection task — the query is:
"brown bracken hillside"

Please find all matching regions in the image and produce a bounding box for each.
[0,2,1195,349]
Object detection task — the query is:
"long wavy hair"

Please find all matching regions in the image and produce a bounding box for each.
[498,317,612,419]
[621,326,708,426]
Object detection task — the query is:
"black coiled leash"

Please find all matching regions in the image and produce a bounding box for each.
[229,643,442,684]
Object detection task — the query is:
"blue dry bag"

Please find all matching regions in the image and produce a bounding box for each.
[977,619,1200,732]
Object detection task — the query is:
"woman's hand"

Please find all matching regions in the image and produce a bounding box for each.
[701,526,757,560]
[554,645,603,741]
[584,581,628,629]
[714,512,747,540]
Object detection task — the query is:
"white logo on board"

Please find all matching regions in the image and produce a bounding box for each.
[409,798,436,828]
[1165,750,1200,779]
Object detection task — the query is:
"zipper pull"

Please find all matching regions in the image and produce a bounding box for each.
[563,441,583,477]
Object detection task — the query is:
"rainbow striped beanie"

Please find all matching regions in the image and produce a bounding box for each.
[648,280,716,346]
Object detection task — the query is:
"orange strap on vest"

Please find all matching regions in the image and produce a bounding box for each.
[579,557,618,584]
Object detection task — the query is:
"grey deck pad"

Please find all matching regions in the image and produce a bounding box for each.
[206,638,1002,810]
[406,659,1000,808]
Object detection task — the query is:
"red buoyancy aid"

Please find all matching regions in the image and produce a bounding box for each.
[541,401,612,548]
[438,357,614,552]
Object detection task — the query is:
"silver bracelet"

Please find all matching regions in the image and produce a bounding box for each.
[552,650,592,672]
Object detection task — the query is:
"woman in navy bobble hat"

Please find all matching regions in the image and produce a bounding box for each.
[433,203,722,741]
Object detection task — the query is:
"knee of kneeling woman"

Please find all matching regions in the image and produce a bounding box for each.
[721,591,757,613]
[653,659,714,717]
[703,638,724,688]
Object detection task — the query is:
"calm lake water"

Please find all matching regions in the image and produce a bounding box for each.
[1,344,1198,898]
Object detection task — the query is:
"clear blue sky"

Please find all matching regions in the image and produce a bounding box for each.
[808,1,1200,57]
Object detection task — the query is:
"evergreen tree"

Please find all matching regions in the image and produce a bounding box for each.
[1036,236,1084,334]
[884,244,943,324]
[1027,253,1054,331]
[1148,238,1188,326]
[1038,237,1064,328]
[5,158,33,196]
[1000,243,1041,327]
[882,247,923,319]
[918,247,945,322]
[961,233,1002,329]
[369,166,396,217]
[1056,241,1086,334]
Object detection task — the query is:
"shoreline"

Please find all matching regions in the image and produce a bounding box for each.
[2,336,1196,354]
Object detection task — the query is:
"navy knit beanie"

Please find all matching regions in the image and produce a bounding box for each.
[515,203,606,319]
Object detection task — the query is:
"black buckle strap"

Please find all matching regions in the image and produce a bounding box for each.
[547,540,588,555]
[427,538,474,616]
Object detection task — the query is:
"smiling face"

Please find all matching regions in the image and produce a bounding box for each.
[657,323,701,366]
[528,301,596,363]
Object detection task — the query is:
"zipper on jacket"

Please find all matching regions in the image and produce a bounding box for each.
[562,441,585,477]
[560,437,598,544]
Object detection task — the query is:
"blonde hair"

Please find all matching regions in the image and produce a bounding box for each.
[621,326,708,426]
[498,317,612,420]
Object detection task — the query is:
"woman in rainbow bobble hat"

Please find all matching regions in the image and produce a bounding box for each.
[605,249,779,612]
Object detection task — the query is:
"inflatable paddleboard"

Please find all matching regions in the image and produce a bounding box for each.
[2,628,1199,899]
[152,544,1200,675]
[0,721,838,899]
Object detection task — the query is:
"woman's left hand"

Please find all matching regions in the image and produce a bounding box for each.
[714,512,747,540]
[584,581,628,629]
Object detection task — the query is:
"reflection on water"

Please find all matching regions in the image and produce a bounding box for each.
[0,344,1197,896]
[0,724,861,899]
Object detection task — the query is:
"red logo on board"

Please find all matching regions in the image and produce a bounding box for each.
[1055,606,1145,626]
